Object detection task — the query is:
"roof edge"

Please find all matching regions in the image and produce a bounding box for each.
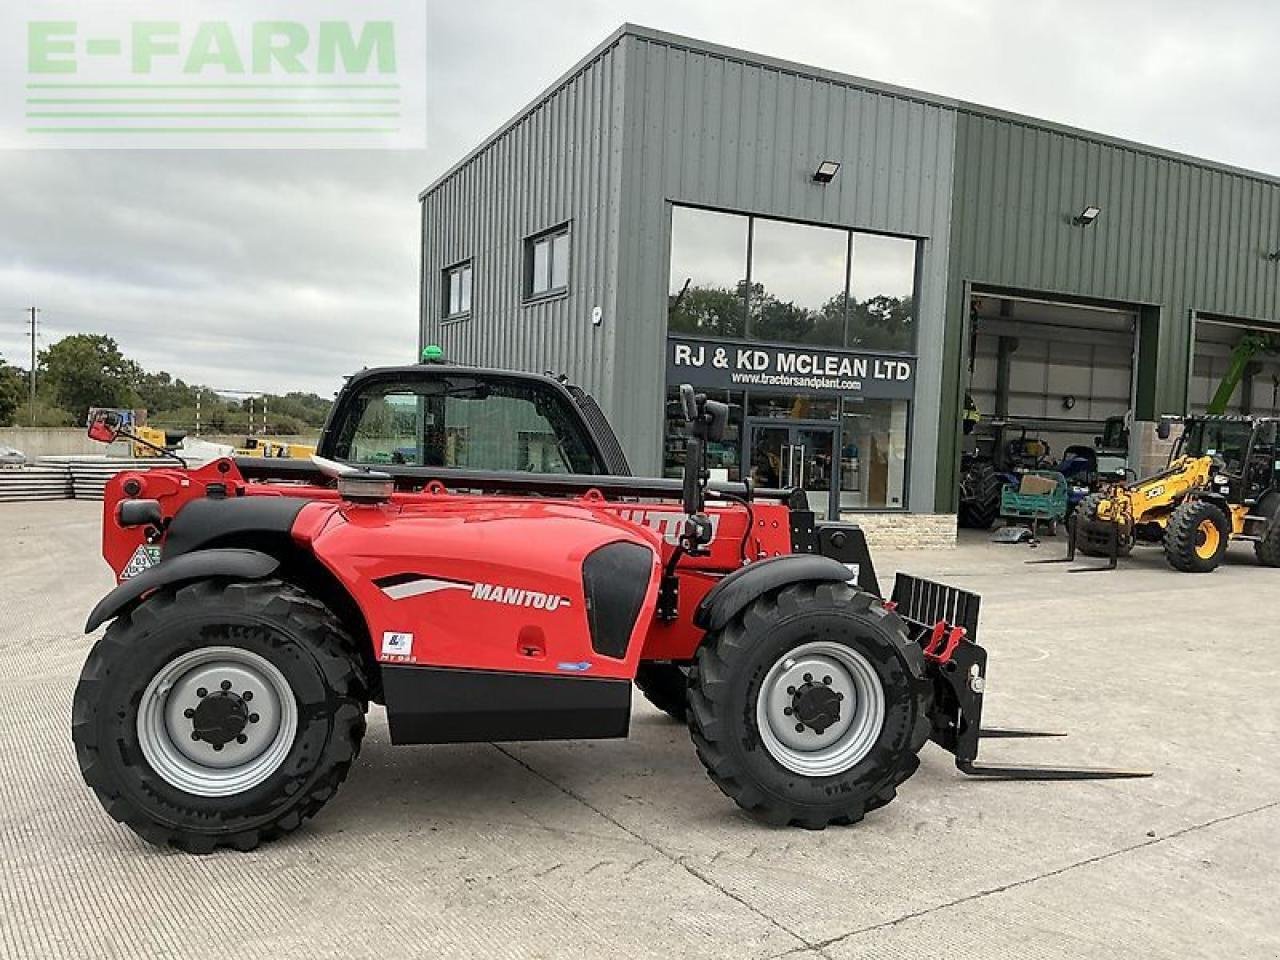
[421,22,1280,200]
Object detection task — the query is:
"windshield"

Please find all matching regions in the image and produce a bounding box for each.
[328,376,605,475]
[1180,420,1255,468]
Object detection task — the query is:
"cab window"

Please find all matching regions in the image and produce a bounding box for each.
[333,377,604,475]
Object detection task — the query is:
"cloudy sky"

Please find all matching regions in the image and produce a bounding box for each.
[1,0,1276,397]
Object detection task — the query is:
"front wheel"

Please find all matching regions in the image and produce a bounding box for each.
[73,579,368,852]
[687,583,931,829]
[1164,500,1230,573]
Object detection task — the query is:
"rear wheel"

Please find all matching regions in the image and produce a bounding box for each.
[1254,495,1280,567]
[1164,500,1230,573]
[958,461,1002,530]
[687,583,930,829]
[73,579,367,852]
[634,663,689,722]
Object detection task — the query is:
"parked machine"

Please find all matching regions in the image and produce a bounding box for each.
[1069,415,1280,572]
[74,363,1145,852]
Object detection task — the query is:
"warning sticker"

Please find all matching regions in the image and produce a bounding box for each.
[120,545,162,580]
[380,631,414,659]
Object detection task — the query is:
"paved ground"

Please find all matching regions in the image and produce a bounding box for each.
[1,500,1277,959]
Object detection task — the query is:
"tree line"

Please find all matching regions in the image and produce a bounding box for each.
[0,334,331,435]
[669,281,915,352]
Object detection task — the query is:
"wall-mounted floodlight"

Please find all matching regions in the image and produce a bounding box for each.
[812,160,841,184]
[1073,205,1102,226]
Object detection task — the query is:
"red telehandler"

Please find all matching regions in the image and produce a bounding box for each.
[74,364,1146,852]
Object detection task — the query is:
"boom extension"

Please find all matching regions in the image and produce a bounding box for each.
[890,574,1152,781]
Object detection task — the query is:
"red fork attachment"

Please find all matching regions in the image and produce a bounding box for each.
[891,574,1151,782]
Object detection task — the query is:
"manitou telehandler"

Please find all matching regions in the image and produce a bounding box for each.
[74,363,1146,852]
[1070,415,1280,572]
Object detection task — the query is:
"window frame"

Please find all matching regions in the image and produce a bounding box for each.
[523,223,572,303]
[442,259,473,322]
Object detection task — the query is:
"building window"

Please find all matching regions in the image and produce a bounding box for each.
[443,261,472,320]
[665,203,919,352]
[525,225,571,300]
[750,218,849,347]
[668,207,749,338]
[848,234,916,351]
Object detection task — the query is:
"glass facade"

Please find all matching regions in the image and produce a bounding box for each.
[667,206,917,351]
[664,205,918,514]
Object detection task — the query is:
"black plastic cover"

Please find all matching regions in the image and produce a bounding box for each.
[693,554,855,632]
[162,496,311,559]
[85,548,279,633]
[582,541,654,659]
[382,666,631,744]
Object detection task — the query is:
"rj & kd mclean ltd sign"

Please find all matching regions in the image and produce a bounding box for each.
[666,337,915,400]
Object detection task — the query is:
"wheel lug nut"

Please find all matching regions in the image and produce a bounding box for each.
[221,680,232,691]
[823,675,832,685]
[242,691,253,701]
[196,687,207,698]
[183,708,195,719]
[783,707,793,716]
[803,673,813,683]
[795,723,805,733]
[212,744,223,752]
[249,713,260,724]
[191,732,200,741]
[236,734,248,745]
[836,692,844,701]
[786,686,796,695]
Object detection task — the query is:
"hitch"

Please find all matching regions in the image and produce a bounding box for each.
[890,574,1151,781]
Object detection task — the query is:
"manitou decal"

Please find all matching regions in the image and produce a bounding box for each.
[615,508,720,545]
[471,583,572,611]
[373,572,572,611]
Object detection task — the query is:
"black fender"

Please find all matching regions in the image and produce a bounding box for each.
[85,548,279,633]
[693,555,856,633]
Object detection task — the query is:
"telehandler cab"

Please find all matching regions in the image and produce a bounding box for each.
[75,365,1146,852]
[1068,414,1280,572]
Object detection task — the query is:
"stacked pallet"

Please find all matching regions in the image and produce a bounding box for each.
[0,457,157,503]
[0,464,73,503]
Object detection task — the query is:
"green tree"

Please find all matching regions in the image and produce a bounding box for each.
[668,284,747,338]
[0,354,24,425]
[39,334,140,423]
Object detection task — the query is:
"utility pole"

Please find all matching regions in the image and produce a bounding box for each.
[27,307,39,426]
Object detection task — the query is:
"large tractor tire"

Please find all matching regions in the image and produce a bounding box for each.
[958,461,1003,530]
[687,582,931,829]
[1071,492,1134,558]
[634,662,689,722]
[1254,495,1280,567]
[73,579,368,853]
[1164,500,1231,573]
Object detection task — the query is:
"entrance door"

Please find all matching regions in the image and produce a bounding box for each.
[746,422,838,518]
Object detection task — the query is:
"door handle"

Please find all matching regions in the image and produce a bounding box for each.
[798,445,807,488]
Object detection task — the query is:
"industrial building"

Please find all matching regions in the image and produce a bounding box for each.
[419,24,1280,538]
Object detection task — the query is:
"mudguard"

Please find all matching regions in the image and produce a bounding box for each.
[693,554,855,633]
[85,548,279,633]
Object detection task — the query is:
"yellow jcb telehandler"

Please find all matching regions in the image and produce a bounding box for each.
[1068,415,1280,573]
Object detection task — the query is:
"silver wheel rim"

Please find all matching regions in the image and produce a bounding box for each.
[136,646,298,798]
[755,640,886,777]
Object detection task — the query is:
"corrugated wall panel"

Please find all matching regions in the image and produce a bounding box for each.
[938,111,1280,510]
[420,40,627,408]
[613,35,956,497]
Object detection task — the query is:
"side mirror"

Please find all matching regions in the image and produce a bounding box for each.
[1157,420,1171,441]
[87,411,123,444]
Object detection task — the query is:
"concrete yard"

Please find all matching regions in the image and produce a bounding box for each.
[1,500,1276,959]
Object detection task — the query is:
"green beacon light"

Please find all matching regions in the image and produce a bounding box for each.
[421,345,445,364]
